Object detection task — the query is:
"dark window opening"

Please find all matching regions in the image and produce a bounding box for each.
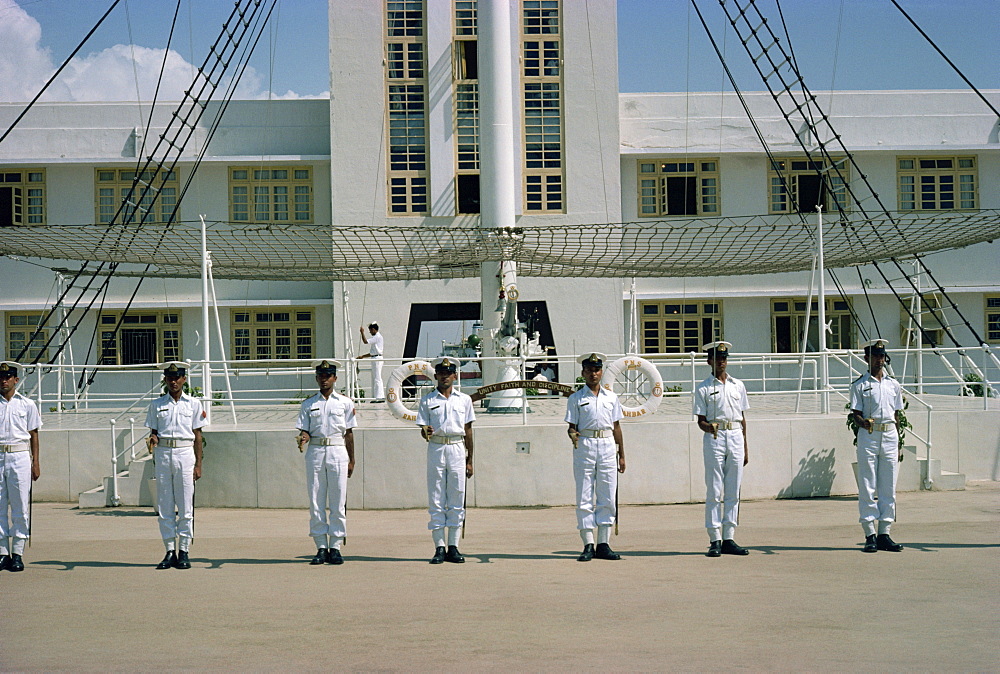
[665,176,697,215]
[0,186,23,227]
[457,40,478,79]
[457,174,480,214]
[795,174,824,214]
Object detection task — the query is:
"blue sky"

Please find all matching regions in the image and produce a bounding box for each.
[0,0,996,102]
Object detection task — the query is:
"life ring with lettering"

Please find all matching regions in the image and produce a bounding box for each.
[386,360,435,422]
[601,356,663,419]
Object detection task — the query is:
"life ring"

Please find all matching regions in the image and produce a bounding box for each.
[601,356,663,419]
[386,360,435,422]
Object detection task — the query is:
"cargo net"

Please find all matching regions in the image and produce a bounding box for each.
[2,210,997,281]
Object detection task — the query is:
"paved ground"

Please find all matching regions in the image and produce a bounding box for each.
[3,483,999,672]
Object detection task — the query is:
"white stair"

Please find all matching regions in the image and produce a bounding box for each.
[77,454,156,508]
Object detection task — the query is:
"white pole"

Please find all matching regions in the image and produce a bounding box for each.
[479,0,517,389]
[816,206,829,414]
[795,253,818,413]
[55,271,64,415]
[207,262,238,424]
[628,279,638,355]
[199,215,213,423]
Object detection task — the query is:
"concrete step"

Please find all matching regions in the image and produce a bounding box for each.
[928,469,967,491]
[78,485,108,508]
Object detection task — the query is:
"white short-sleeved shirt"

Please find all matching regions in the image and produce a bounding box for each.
[144,393,207,440]
[850,372,903,422]
[564,386,623,431]
[0,392,42,443]
[297,391,358,438]
[368,332,384,357]
[415,389,475,435]
[693,375,749,423]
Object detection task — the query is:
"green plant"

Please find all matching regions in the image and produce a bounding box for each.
[845,398,912,452]
[961,372,995,397]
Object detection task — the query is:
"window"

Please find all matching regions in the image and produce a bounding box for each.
[769,158,848,215]
[640,301,722,354]
[231,308,314,361]
[97,312,181,365]
[6,312,51,362]
[229,167,312,223]
[985,296,1000,345]
[96,168,178,225]
[454,2,479,214]
[771,298,854,352]
[638,160,720,217]
[0,169,45,226]
[900,294,945,348]
[386,1,429,215]
[898,156,977,211]
[522,0,563,213]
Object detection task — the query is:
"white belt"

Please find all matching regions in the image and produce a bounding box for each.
[578,429,612,438]
[1,443,30,453]
[309,437,346,447]
[157,437,194,448]
[710,421,739,431]
[869,422,895,432]
[429,434,465,444]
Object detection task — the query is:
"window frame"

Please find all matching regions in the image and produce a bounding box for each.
[771,297,855,353]
[767,157,850,215]
[639,300,723,355]
[95,167,179,226]
[6,312,52,362]
[454,2,480,214]
[985,295,1000,345]
[96,311,182,365]
[637,159,721,217]
[228,166,313,224]
[386,0,429,216]
[0,169,46,226]
[897,156,977,211]
[230,308,316,363]
[521,0,564,214]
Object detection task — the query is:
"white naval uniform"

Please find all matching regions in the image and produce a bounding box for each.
[693,374,749,542]
[850,372,904,535]
[0,392,41,555]
[564,386,623,531]
[297,391,357,549]
[368,332,385,400]
[415,388,475,532]
[144,393,206,549]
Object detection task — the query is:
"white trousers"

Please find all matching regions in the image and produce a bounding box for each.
[305,443,349,542]
[154,446,195,544]
[0,450,31,554]
[573,436,618,530]
[703,428,744,541]
[371,357,385,399]
[856,428,898,531]
[427,441,466,530]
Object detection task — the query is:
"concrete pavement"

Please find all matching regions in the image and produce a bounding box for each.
[2,482,999,671]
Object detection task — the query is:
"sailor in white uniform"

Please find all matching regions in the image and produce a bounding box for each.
[415,357,475,564]
[849,339,904,553]
[144,361,206,570]
[359,323,386,402]
[297,359,357,565]
[565,353,625,562]
[693,342,750,557]
[0,362,41,573]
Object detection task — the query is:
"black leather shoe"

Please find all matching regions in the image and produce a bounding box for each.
[327,548,344,565]
[0,554,10,571]
[310,549,327,565]
[175,550,191,570]
[430,546,447,564]
[156,551,177,569]
[863,534,878,553]
[594,543,621,560]
[445,546,465,563]
[721,539,749,556]
[876,534,903,552]
[9,554,24,572]
[577,543,595,562]
[706,540,722,557]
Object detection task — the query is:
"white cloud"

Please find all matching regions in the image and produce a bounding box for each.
[0,0,325,103]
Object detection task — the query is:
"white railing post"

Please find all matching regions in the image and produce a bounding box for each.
[128,418,136,461]
[109,419,121,507]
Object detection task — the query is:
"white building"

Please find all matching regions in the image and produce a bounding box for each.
[1,1,997,395]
